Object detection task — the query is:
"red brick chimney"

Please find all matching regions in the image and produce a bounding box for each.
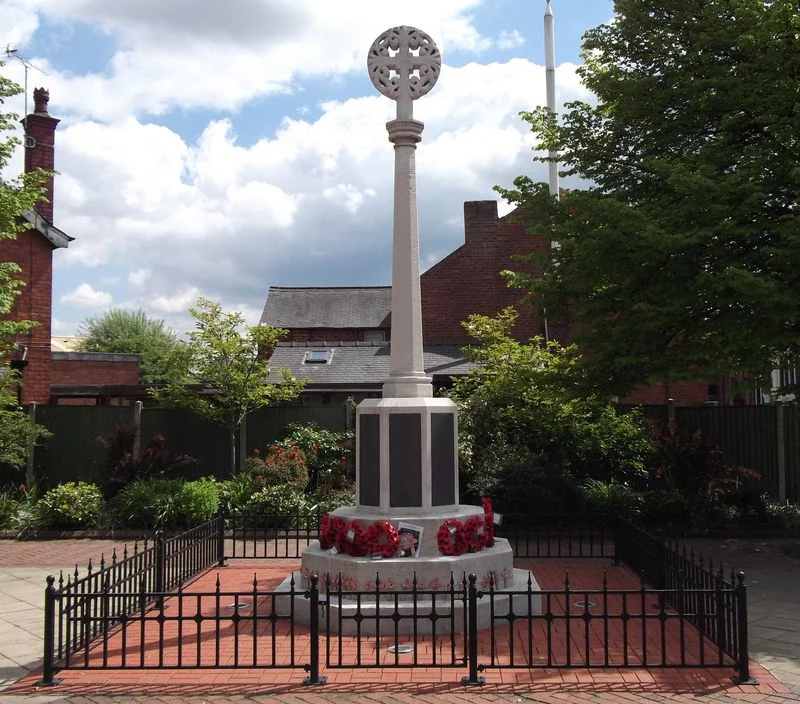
[23,87,60,222]
[5,88,65,404]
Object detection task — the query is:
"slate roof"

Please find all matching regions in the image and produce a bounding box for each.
[261,287,391,329]
[268,341,474,387]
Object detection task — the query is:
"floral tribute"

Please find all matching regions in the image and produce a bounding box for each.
[343,519,368,557]
[462,514,490,552]
[364,519,400,558]
[435,498,496,556]
[319,515,347,551]
[436,518,466,556]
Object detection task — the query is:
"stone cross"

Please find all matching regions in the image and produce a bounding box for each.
[367,26,441,398]
[368,26,441,120]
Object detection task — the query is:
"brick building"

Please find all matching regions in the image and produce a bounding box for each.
[1,89,139,404]
[263,200,738,406]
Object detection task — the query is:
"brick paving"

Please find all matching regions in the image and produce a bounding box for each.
[1,538,799,703]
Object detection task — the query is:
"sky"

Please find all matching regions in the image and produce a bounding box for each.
[1,0,613,337]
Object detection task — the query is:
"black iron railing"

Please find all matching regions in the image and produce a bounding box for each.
[497,513,613,559]
[613,517,754,682]
[39,512,756,686]
[43,519,223,683]
[324,572,468,670]
[480,570,743,671]
[224,511,320,559]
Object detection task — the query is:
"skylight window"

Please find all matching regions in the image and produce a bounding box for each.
[304,349,333,364]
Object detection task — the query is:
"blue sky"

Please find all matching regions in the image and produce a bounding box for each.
[1,0,613,336]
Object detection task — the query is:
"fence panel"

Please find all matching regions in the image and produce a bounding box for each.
[31,403,350,485]
[675,406,779,497]
[33,406,131,488]
[783,406,800,502]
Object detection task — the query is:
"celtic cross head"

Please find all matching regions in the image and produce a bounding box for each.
[367,26,441,119]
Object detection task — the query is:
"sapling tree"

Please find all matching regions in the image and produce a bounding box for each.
[150,298,305,474]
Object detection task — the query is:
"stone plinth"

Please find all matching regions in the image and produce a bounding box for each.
[357,398,459,510]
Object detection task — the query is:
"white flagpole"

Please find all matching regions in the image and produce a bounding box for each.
[544,0,559,199]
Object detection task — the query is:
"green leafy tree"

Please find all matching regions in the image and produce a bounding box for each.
[498,0,800,396]
[448,308,652,511]
[150,298,305,474]
[0,369,51,476]
[77,308,184,383]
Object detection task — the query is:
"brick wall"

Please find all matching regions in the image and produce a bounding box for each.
[621,380,713,407]
[51,353,140,386]
[421,201,547,343]
[4,232,54,404]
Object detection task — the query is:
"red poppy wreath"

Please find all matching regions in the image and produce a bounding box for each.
[364,520,399,558]
[437,518,466,556]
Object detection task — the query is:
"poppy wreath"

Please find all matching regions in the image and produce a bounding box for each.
[482,496,495,547]
[329,516,348,552]
[343,519,368,557]
[461,514,489,553]
[364,520,400,558]
[437,518,466,556]
[319,514,334,549]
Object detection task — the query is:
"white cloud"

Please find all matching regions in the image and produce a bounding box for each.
[128,268,150,286]
[497,30,525,50]
[45,56,591,334]
[9,0,494,122]
[60,283,112,307]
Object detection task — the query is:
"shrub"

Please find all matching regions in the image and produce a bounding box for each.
[177,478,220,526]
[314,488,356,515]
[765,499,800,531]
[38,482,103,530]
[0,487,19,529]
[97,424,198,500]
[647,422,765,523]
[112,478,184,531]
[281,422,353,492]
[449,309,655,507]
[260,442,308,488]
[218,473,257,515]
[580,479,640,518]
[244,484,316,529]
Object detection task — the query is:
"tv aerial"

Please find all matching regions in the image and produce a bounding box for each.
[4,44,48,135]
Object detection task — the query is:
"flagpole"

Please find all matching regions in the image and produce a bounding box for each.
[544,0,559,199]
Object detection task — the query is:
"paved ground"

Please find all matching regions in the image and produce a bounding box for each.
[0,536,798,703]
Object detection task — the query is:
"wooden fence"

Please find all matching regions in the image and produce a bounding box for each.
[28,404,350,488]
[19,403,800,501]
[623,405,798,502]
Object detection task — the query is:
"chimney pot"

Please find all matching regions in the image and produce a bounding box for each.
[33,87,50,114]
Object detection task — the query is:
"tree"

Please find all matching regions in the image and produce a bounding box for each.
[447,308,652,512]
[78,308,184,384]
[498,0,800,396]
[149,298,305,474]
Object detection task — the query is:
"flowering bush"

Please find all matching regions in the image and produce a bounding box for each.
[281,422,353,492]
[249,442,308,489]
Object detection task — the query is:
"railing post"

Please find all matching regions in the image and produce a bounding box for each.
[155,531,165,608]
[731,572,758,685]
[217,511,226,567]
[303,573,326,685]
[461,573,485,686]
[39,575,61,686]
